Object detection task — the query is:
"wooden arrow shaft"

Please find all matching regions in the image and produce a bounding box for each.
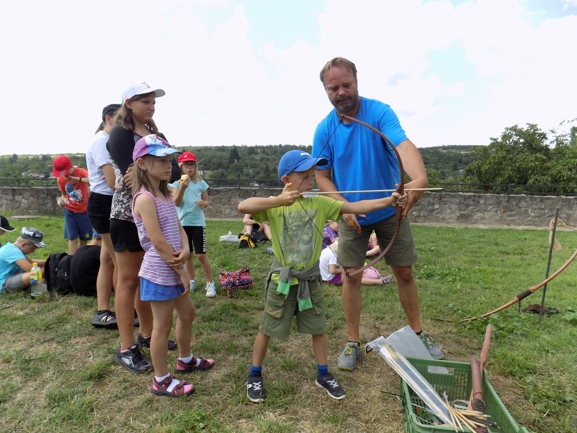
[303,187,442,196]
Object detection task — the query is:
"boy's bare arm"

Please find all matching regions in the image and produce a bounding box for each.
[238,183,301,214]
[340,192,408,215]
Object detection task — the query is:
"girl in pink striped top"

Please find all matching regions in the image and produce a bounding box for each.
[132,135,215,398]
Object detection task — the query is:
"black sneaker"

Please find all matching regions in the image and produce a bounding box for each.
[114,344,152,373]
[92,310,117,329]
[247,375,266,403]
[136,333,178,351]
[316,373,346,400]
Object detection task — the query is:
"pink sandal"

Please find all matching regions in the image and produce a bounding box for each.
[176,356,215,373]
[151,374,194,397]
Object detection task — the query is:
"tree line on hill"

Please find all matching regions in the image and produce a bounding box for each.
[1,122,576,192]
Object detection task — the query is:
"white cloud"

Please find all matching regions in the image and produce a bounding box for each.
[0,0,575,155]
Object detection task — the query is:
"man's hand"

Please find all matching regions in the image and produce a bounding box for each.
[343,213,364,233]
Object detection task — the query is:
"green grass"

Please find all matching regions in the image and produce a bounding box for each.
[0,216,576,432]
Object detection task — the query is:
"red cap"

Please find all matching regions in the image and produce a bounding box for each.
[178,152,197,163]
[52,155,73,177]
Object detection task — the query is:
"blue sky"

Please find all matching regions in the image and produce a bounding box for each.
[1,0,576,155]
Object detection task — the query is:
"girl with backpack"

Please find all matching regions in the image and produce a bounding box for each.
[169,152,216,298]
[132,135,214,397]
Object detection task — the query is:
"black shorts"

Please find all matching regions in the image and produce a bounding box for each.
[183,226,206,254]
[110,219,143,253]
[87,192,113,234]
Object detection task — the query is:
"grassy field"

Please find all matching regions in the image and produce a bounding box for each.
[0,216,576,432]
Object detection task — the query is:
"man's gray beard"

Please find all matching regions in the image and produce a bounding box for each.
[333,93,358,113]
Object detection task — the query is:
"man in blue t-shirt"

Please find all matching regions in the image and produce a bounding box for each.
[0,227,46,293]
[312,57,444,369]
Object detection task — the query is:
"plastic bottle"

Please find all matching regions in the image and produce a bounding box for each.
[30,263,41,285]
[30,263,46,299]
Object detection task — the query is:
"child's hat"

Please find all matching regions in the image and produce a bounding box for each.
[21,227,46,248]
[52,155,73,178]
[121,82,165,104]
[278,150,328,181]
[133,135,181,161]
[178,152,197,163]
[0,215,15,232]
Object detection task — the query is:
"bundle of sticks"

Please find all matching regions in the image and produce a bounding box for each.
[443,394,499,432]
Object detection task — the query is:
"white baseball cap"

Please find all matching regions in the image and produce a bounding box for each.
[121,82,165,104]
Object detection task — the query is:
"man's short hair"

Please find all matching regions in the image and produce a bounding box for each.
[319,57,358,84]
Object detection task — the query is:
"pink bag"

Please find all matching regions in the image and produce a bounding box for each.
[362,266,381,280]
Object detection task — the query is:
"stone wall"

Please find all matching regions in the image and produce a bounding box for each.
[1,186,575,228]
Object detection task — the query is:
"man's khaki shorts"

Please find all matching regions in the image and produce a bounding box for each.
[337,214,417,268]
[259,279,326,339]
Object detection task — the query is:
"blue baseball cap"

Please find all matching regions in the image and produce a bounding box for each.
[278,150,328,181]
[132,134,181,161]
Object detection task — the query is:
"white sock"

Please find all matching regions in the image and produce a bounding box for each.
[179,354,193,363]
[155,373,171,383]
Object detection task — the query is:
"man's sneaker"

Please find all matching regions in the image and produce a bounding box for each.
[316,373,346,400]
[114,344,152,373]
[137,333,178,351]
[92,310,117,329]
[247,376,266,403]
[190,280,197,291]
[337,342,362,371]
[206,281,217,298]
[176,356,215,373]
[418,332,444,359]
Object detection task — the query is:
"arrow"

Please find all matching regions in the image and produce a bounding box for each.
[301,187,442,197]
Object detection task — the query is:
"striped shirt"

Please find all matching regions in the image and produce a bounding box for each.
[133,189,182,286]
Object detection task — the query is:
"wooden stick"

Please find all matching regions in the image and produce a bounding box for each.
[302,187,443,196]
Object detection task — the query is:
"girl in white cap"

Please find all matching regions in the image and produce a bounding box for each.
[107,82,179,373]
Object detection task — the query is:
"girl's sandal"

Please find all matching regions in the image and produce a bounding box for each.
[196,357,215,370]
[151,374,195,397]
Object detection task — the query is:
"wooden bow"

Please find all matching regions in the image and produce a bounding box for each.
[337,114,405,277]
[461,247,577,322]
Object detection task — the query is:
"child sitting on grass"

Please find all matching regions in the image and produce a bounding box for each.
[238,150,407,402]
[320,241,393,286]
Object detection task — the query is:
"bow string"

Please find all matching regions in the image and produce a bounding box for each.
[337,114,405,277]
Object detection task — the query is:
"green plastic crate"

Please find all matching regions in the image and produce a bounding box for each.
[401,358,530,433]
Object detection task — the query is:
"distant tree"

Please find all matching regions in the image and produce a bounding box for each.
[228,146,240,165]
[464,124,551,188]
[10,153,18,163]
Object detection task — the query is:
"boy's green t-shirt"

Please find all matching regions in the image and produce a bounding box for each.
[254,196,344,282]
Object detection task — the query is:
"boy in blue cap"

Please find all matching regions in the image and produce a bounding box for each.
[239,150,407,402]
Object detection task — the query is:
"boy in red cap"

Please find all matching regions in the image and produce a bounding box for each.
[52,156,92,254]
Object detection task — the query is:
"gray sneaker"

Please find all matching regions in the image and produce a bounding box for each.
[418,332,444,359]
[337,342,362,371]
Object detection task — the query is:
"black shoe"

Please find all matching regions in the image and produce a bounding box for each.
[114,344,152,373]
[247,375,266,403]
[92,310,117,329]
[316,373,346,400]
[136,333,178,351]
